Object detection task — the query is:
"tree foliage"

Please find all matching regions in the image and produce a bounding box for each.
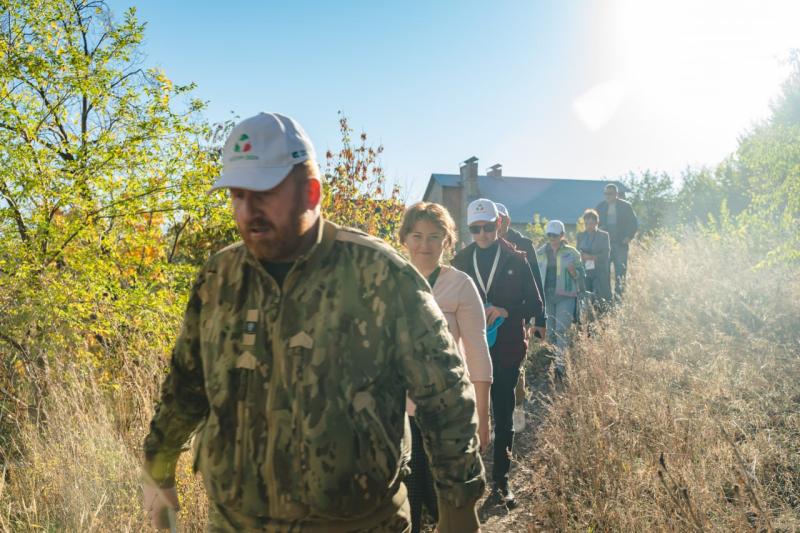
[620,49,800,266]
[707,50,800,264]
[322,112,404,245]
[621,170,675,233]
[0,0,227,415]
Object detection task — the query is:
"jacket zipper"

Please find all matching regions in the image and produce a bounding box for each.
[265,264,305,517]
[265,282,282,517]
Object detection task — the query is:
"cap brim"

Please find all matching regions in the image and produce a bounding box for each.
[209,164,294,192]
[468,214,498,225]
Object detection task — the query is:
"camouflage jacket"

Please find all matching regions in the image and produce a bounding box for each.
[143,219,485,528]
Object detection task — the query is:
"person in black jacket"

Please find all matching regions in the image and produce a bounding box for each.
[595,184,638,297]
[495,203,546,339]
[452,199,544,510]
[495,203,545,430]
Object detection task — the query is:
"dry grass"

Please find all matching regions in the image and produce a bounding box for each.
[2,230,798,531]
[524,232,800,531]
[0,348,208,532]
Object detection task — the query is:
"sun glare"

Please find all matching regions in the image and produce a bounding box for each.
[574,0,799,138]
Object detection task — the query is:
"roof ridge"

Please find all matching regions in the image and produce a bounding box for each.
[430,172,617,183]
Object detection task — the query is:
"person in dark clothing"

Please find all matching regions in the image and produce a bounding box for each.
[495,203,545,424]
[452,198,544,510]
[495,203,546,340]
[595,183,638,297]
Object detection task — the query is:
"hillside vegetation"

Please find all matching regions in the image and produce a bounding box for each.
[525,231,800,531]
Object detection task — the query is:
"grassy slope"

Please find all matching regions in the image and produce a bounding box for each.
[507,233,800,531]
[2,232,798,531]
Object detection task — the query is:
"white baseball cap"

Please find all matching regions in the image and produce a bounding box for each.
[495,203,509,219]
[467,198,499,225]
[545,220,565,235]
[211,112,316,192]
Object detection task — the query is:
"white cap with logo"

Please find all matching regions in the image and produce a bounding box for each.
[467,198,499,225]
[545,220,565,235]
[495,203,509,219]
[211,112,316,192]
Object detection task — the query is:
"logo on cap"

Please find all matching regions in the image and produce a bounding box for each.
[475,203,486,212]
[234,134,252,153]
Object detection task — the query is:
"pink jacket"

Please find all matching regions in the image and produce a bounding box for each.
[407,265,493,416]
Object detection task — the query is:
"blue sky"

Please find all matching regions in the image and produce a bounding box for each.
[109,1,800,202]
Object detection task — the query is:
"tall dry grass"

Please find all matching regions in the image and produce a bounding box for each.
[2,230,798,531]
[528,231,800,531]
[0,344,208,531]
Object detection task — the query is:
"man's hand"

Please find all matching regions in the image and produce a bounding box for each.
[485,305,508,326]
[142,480,179,530]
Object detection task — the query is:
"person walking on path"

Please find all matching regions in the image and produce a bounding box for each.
[576,208,612,309]
[399,202,493,533]
[536,220,582,378]
[494,203,545,427]
[452,199,544,510]
[141,113,485,532]
[595,183,638,297]
[494,203,546,340]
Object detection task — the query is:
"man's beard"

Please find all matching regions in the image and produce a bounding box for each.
[242,192,307,261]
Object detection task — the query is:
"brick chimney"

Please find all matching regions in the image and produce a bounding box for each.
[458,156,479,248]
[487,164,502,178]
[460,156,479,200]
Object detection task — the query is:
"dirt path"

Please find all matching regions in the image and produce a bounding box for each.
[478,344,551,533]
[420,343,553,533]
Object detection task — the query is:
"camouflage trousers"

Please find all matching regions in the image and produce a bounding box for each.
[206,492,411,532]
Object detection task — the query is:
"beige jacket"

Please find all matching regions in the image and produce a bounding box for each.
[407,265,493,416]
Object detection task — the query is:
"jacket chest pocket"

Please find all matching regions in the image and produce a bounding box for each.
[199,307,269,505]
[204,308,268,406]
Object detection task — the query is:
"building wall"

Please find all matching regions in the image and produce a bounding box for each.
[426,182,444,204]
[442,186,465,245]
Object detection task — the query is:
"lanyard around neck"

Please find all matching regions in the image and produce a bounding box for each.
[473,245,501,301]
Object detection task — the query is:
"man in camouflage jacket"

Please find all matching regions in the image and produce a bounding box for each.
[142,113,485,532]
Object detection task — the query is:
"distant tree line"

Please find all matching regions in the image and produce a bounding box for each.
[620,50,800,266]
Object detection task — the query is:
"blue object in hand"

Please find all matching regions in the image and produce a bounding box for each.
[485,303,505,348]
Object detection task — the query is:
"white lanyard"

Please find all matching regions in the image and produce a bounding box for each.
[473,245,501,301]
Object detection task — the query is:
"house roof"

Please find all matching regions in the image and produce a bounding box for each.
[425,173,626,225]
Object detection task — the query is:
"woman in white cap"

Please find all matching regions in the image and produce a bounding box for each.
[451,198,544,509]
[535,220,582,377]
[398,202,493,532]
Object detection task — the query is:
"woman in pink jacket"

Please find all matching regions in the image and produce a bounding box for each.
[399,201,493,533]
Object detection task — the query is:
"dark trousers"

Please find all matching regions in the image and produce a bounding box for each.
[491,364,521,486]
[406,416,437,533]
[610,241,629,296]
